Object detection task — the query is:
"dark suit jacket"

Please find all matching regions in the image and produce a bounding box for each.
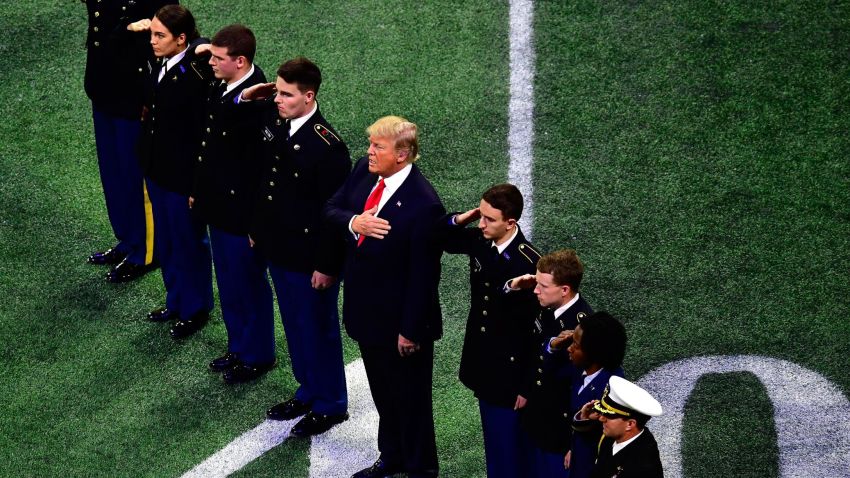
[251,106,351,274]
[137,40,212,194]
[591,429,664,478]
[84,0,175,118]
[520,296,594,453]
[569,368,624,478]
[435,220,541,407]
[191,66,267,235]
[325,158,445,345]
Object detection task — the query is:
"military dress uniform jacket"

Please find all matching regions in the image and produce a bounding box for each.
[250,106,351,275]
[520,296,593,453]
[191,66,267,235]
[84,0,175,119]
[324,158,445,345]
[137,40,213,195]
[434,219,541,408]
[569,368,624,478]
[590,429,664,478]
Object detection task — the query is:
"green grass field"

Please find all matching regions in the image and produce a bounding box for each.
[0,0,847,476]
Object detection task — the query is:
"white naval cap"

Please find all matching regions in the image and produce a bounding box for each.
[594,376,663,419]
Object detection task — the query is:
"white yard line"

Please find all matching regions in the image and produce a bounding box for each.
[508,0,537,239]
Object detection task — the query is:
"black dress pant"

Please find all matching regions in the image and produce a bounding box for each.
[359,341,438,477]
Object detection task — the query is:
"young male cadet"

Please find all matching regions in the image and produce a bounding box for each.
[434,183,541,478]
[582,376,664,478]
[136,5,214,338]
[83,0,172,281]
[188,25,273,381]
[510,249,593,477]
[240,57,351,435]
[325,116,445,478]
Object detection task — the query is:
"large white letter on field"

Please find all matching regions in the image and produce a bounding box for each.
[637,355,850,478]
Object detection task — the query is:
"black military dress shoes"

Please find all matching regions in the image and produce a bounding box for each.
[290,411,349,437]
[88,247,127,265]
[266,398,311,421]
[350,458,404,478]
[209,352,240,372]
[147,307,177,322]
[106,258,148,283]
[169,311,210,339]
[222,361,275,384]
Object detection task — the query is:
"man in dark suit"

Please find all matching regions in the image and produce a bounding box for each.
[587,376,664,478]
[188,25,273,380]
[136,5,214,338]
[510,249,593,477]
[434,183,541,478]
[83,0,172,281]
[239,58,351,435]
[325,116,445,478]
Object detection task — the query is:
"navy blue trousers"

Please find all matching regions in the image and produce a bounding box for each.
[91,107,149,265]
[268,266,347,415]
[479,399,530,478]
[146,179,213,319]
[209,227,274,365]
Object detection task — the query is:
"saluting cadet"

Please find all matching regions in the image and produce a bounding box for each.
[434,183,541,478]
[559,312,626,478]
[239,58,351,435]
[585,376,664,478]
[509,249,593,477]
[83,0,173,282]
[188,25,273,381]
[136,5,214,339]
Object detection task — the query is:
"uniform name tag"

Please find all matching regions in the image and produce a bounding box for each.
[262,127,274,142]
[534,318,543,333]
[472,257,481,273]
[146,60,152,74]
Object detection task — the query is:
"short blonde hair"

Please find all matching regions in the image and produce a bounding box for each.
[366,115,420,162]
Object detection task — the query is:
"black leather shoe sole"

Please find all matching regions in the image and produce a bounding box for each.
[209,352,240,372]
[147,307,177,322]
[290,411,349,437]
[266,398,311,421]
[106,259,149,283]
[169,311,210,339]
[88,247,127,265]
[351,458,404,478]
[222,361,275,384]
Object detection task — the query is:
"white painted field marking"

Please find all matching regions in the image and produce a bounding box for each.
[508,0,536,239]
[637,355,850,478]
[180,359,377,478]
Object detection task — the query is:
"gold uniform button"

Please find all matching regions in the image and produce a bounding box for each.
[269,181,275,187]
[480,326,486,332]
[509,356,515,362]
[122,6,126,10]
[94,11,100,17]
[275,155,280,160]
[539,355,544,360]
[267,195,273,201]
[201,141,206,147]
[222,131,227,136]
[138,68,143,73]
[206,127,211,133]
[538,368,543,373]
[482,310,488,316]
[293,144,300,150]
[272,167,277,173]
[293,172,298,178]
[536,380,542,386]
[484,296,489,301]
[304,228,309,234]
[484,282,490,287]
[197,156,203,162]
[563,413,569,418]
[209,114,214,119]
[93,26,99,32]
[230,190,235,195]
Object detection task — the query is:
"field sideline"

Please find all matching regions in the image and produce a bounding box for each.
[0,1,848,477]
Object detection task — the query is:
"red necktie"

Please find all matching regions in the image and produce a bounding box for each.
[358,178,385,246]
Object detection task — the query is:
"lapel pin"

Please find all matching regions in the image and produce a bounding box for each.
[396,201,402,207]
